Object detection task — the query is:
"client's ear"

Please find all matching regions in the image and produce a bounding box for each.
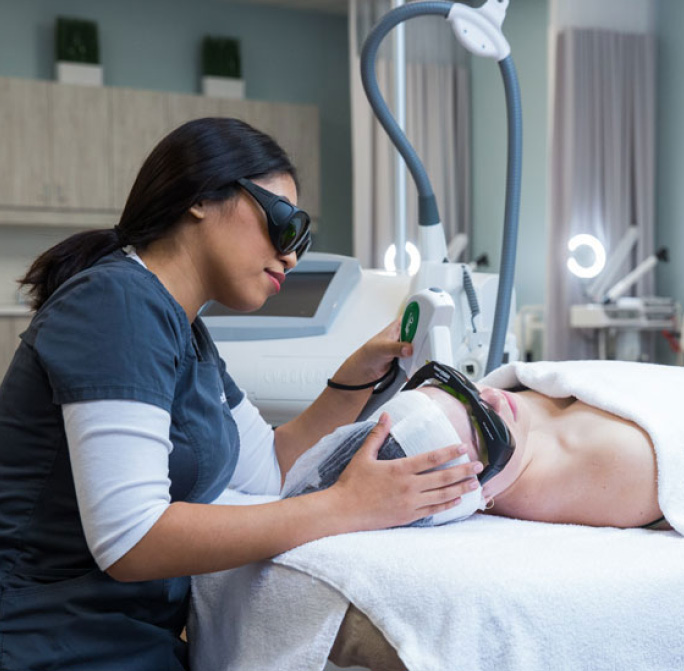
[188,202,206,221]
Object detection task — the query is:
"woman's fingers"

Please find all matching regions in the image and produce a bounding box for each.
[401,460,481,514]
[379,319,412,359]
[382,444,483,519]
[419,476,478,507]
[336,424,482,530]
[401,444,467,475]
[415,461,482,494]
[417,497,467,518]
[364,319,412,367]
[330,318,415,390]
[357,412,392,459]
[359,430,480,497]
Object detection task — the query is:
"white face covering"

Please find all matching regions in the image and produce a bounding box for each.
[370,390,485,524]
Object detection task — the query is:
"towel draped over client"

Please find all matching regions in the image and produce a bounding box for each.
[483,359,684,534]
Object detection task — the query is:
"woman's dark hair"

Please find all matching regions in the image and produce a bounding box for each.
[19,117,297,310]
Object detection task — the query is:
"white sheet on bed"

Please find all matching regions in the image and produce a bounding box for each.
[190,491,684,671]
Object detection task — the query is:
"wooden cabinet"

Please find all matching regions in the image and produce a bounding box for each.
[0,76,320,227]
[0,315,32,381]
[51,83,112,209]
[110,88,170,208]
[0,77,115,225]
[0,78,52,208]
[0,79,113,211]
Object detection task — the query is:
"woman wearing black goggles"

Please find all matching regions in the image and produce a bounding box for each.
[237,177,312,260]
[6,116,476,669]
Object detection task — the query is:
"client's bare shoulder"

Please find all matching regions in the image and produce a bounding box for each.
[498,392,663,528]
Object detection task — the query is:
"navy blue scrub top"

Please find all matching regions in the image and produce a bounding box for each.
[0,251,244,671]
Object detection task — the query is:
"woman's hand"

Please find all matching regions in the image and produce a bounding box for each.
[276,321,413,478]
[328,319,412,389]
[109,413,481,581]
[329,413,482,531]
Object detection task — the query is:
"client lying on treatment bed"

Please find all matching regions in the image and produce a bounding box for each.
[283,358,677,531]
[191,358,684,671]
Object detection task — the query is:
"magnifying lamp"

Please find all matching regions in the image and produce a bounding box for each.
[566,234,607,279]
[384,241,422,275]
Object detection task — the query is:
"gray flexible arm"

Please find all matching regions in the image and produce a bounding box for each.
[360,2,522,376]
[485,55,521,375]
[360,1,452,227]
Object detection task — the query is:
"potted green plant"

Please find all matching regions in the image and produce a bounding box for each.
[55,17,103,86]
[201,36,245,99]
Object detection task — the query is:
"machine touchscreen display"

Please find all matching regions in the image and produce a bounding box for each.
[202,271,335,319]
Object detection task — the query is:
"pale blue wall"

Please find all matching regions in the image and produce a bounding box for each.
[471,0,549,311]
[656,0,684,309]
[9,1,683,353]
[0,0,554,307]
[0,0,352,254]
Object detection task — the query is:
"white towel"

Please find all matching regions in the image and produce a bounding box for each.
[189,558,347,671]
[191,500,684,671]
[188,489,350,671]
[274,517,684,671]
[481,360,684,533]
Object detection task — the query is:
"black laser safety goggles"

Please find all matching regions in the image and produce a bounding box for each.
[403,361,516,485]
[237,177,312,260]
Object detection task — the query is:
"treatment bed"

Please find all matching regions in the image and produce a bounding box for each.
[189,490,684,671]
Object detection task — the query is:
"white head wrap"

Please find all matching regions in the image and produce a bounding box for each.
[370,390,485,524]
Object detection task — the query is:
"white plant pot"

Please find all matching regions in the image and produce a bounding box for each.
[202,76,245,100]
[56,62,103,87]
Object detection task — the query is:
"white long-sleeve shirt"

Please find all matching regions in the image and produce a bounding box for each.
[63,393,281,571]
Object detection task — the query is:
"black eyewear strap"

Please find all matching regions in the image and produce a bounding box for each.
[403,361,515,485]
[237,178,312,259]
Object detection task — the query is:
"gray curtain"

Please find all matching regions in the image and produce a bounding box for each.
[349,0,472,269]
[545,28,656,360]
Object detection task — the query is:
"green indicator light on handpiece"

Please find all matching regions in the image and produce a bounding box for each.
[401,301,420,343]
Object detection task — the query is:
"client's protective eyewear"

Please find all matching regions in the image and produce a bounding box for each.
[237,178,312,259]
[403,361,516,485]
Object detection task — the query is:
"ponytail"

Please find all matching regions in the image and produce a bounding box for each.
[17,117,296,311]
[18,228,121,311]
